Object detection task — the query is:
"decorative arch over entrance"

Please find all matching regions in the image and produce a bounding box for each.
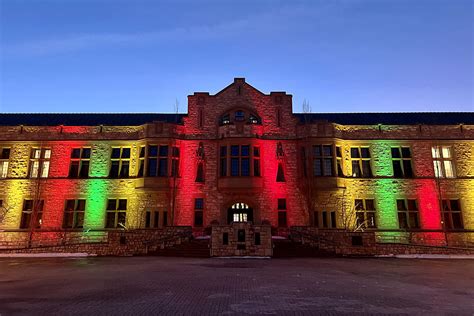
[227,202,254,224]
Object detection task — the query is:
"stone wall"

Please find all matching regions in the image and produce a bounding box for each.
[0,227,193,256]
[211,223,272,257]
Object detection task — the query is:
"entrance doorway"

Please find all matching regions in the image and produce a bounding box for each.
[227,202,253,224]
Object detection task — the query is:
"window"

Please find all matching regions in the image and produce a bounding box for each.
[194,198,204,227]
[163,211,168,226]
[234,110,245,122]
[301,147,307,177]
[109,147,130,178]
[221,114,230,125]
[196,163,204,182]
[138,146,145,177]
[0,147,10,178]
[248,114,260,124]
[354,199,376,228]
[219,111,261,125]
[277,199,287,227]
[253,147,261,176]
[391,147,413,178]
[63,199,85,228]
[313,145,334,176]
[276,163,285,182]
[29,148,51,178]
[147,145,168,177]
[69,148,91,178]
[313,211,337,228]
[432,146,455,178]
[397,199,419,229]
[336,146,344,177]
[442,199,463,230]
[145,210,160,228]
[220,145,260,177]
[171,146,180,177]
[351,147,372,178]
[20,200,44,229]
[105,199,127,228]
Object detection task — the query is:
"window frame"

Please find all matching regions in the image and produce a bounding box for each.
[0,147,11,178]
[354,199,377,228]
[350,147,372,178]
[109,147,131,178]
[391,146,414,178]
[105,198,127,229]
[432,146,456,178]
[396,199,419,229]
[442,199,464,230]
[69,147,91,178]
[63,199,86,229]
[220,144,260,177]
[29,148,51,178]
[312,144,335,177]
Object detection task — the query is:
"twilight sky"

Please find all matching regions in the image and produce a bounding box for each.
[0,0,472,113]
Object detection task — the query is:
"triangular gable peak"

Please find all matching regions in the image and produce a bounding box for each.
[185,78,296,136]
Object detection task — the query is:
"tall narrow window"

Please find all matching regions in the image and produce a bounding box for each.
[63,199,85,229]
[29,148,51,178]
[105,199,127,228]
[145,210,159,228]
[442,199,463,229]
[276,108,281,127]
[313,211,337,228]
[336,146,344,177]
[276,163,285,182]
[397,199,419,229]
[20,200,44,229]
[196,163,204,182]
[355,199,376,228]
[163,211,168,226]
[220,146,227,176]
[137,146,145,177]
[69,148,91,178]
[171,146,180,177]
[313,145,334,176]
[109,147,130,178]
[198,109,203,127]
[194,198,204,227]
[301,147,307,177]
[391,147,413,178]
[277,198,287,227]
[432,146,456,178]
[0,147,10,178]
[351,147,372,178]
[253,147,261,176]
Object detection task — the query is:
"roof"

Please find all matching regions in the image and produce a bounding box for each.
[0,113,186,126]
[0,112,472,126]
[294,112,474,125]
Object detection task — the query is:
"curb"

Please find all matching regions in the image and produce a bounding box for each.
[0,253,95,258]
[377,254,474,259]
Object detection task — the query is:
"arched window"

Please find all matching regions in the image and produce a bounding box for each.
[219,110,261,126]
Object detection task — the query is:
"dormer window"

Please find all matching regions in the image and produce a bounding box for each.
[235,110,245,122]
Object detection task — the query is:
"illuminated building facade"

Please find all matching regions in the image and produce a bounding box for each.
[0,78,473,246]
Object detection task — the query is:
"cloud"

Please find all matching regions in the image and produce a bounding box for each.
[2,3,345,57]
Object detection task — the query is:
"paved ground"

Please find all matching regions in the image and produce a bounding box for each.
[0,257,473,315]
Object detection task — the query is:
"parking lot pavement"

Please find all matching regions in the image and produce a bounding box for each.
[0,257,473,315]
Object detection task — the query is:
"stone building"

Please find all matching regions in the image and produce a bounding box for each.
[0,78,473,250]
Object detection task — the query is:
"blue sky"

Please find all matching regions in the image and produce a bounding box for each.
[0,0,472,113]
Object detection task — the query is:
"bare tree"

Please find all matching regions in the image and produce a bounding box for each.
[170,98,180,226]
[0,201,13,230]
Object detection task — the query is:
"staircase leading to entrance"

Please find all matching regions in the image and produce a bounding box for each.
[148,239,210,258]
[272,238,335,258]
